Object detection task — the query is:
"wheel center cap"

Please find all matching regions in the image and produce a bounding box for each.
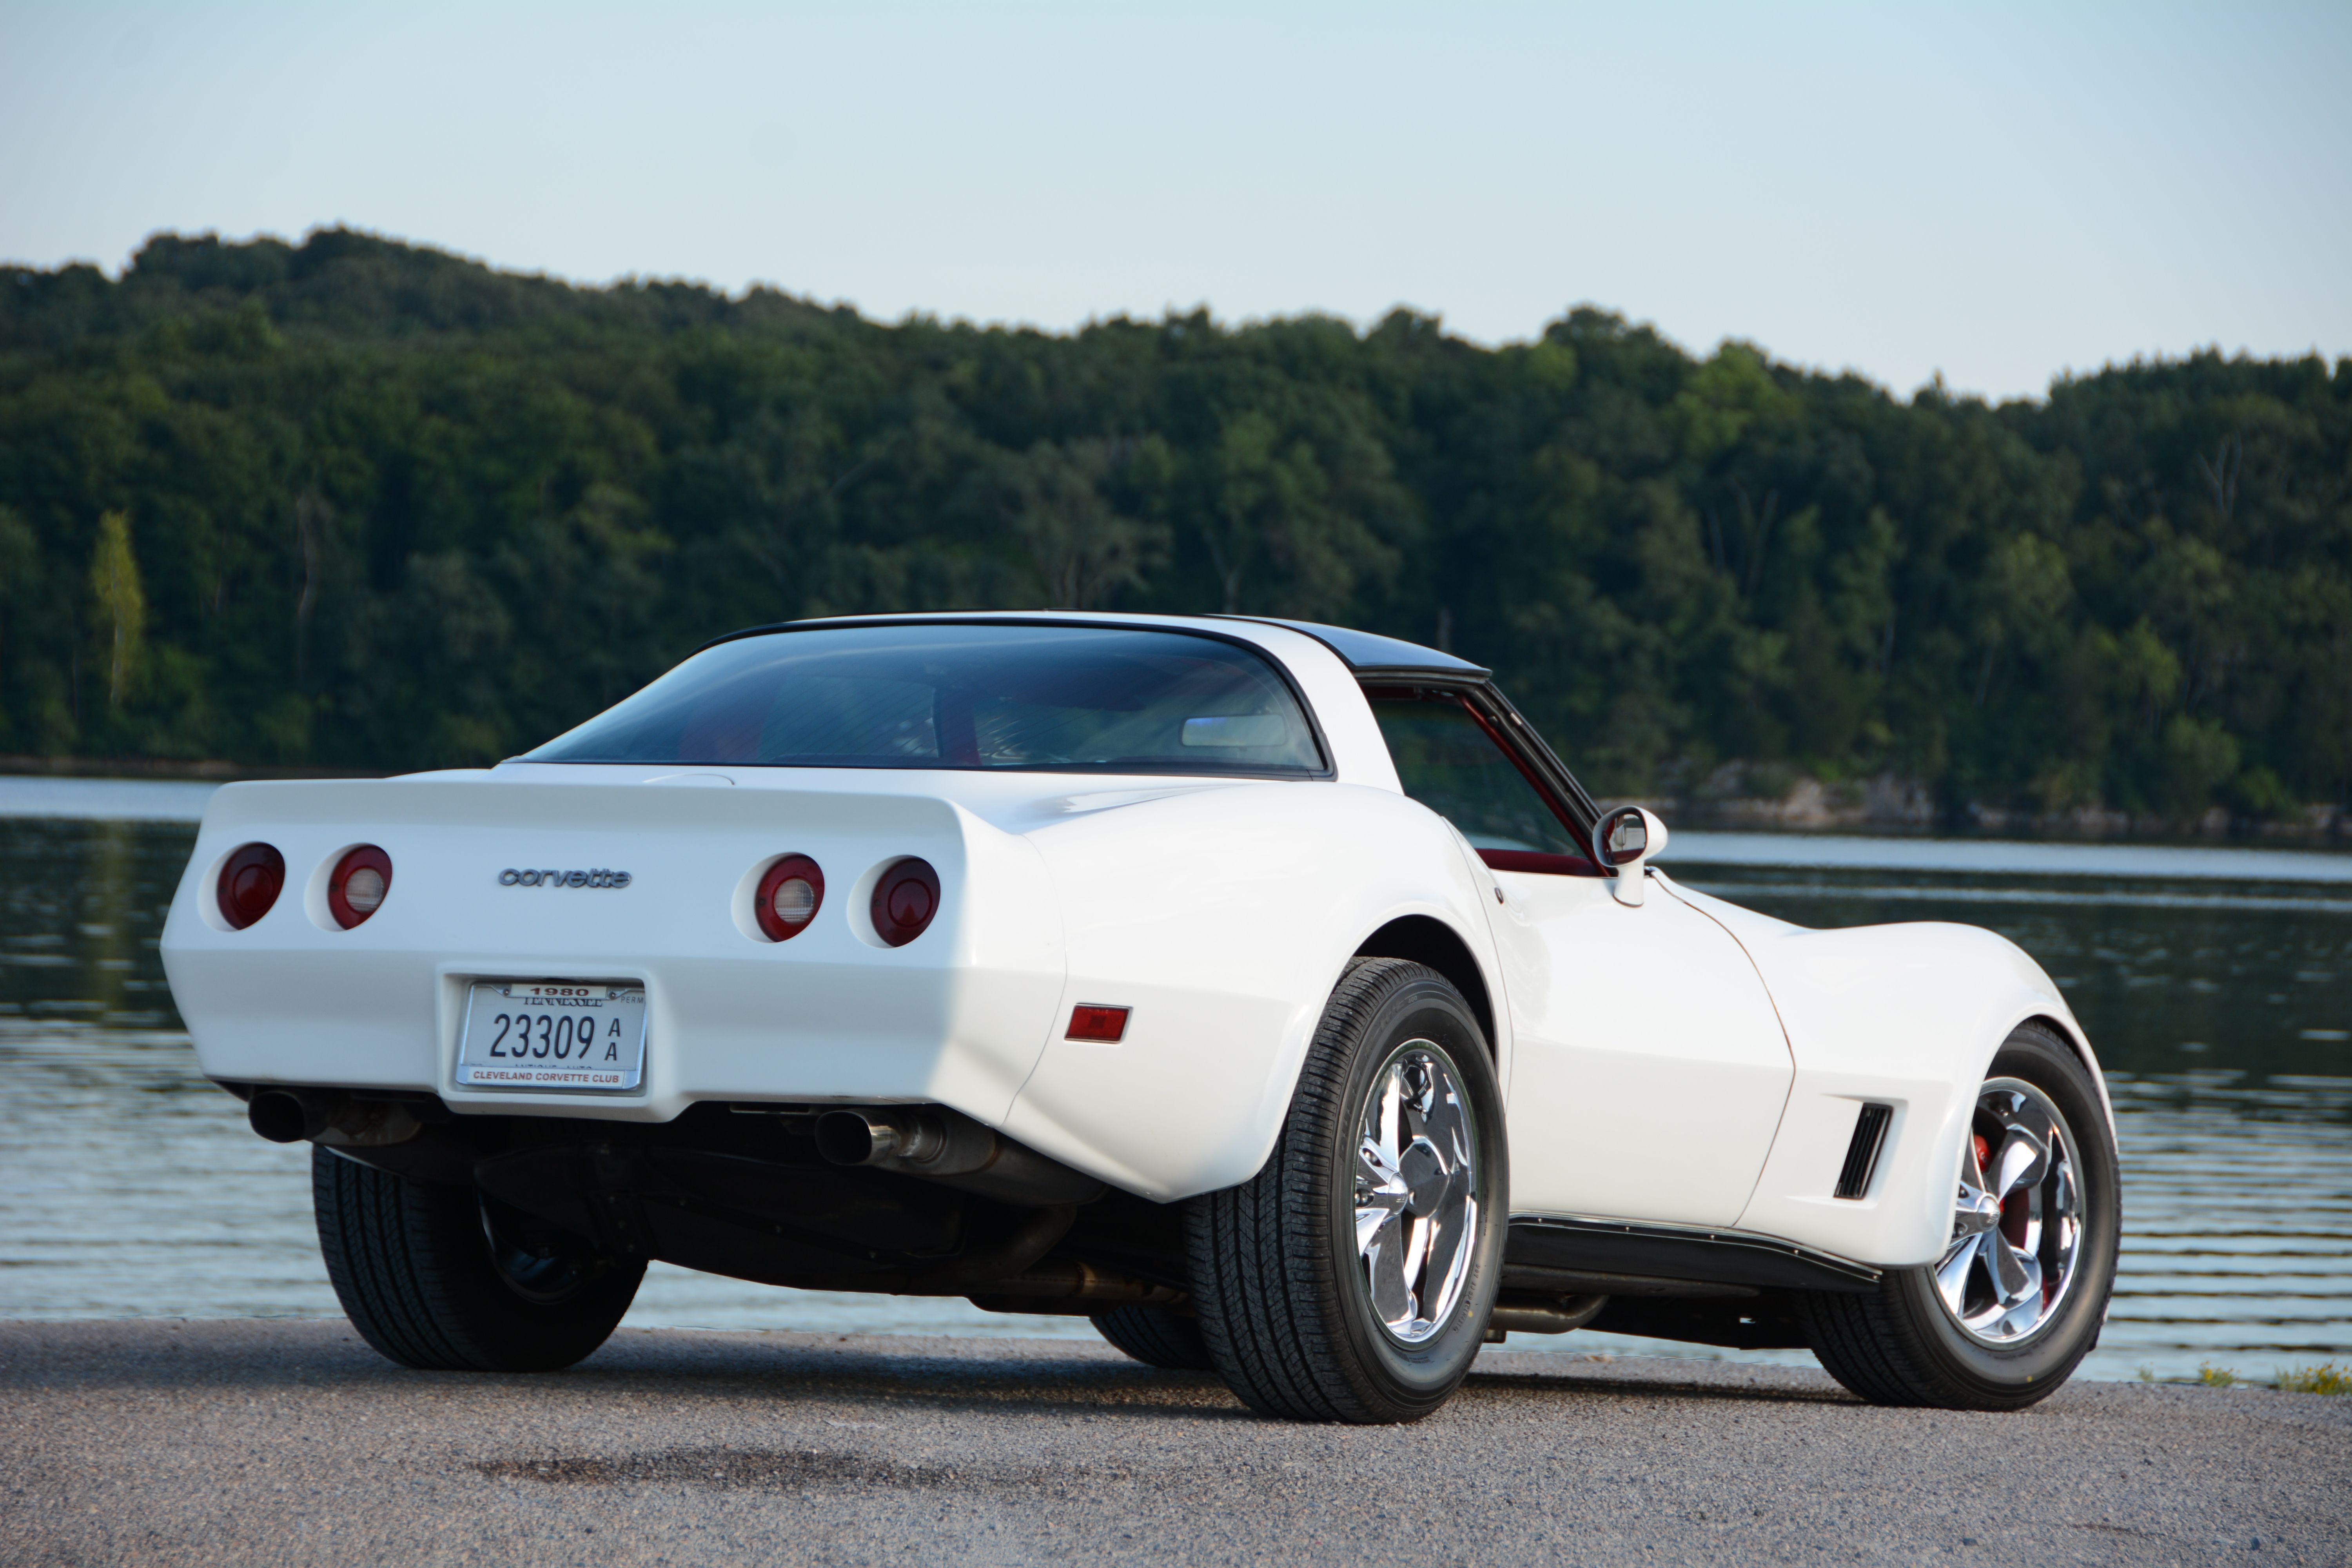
[1399,1138,1448,1217]
[1954,1189,2002,1237]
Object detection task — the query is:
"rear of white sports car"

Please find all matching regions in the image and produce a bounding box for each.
[166,773,1067,1127]
[158,612,2120,1422]
[159,615,1509,1408]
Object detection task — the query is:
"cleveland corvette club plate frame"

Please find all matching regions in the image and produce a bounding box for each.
[454,980,647,1092]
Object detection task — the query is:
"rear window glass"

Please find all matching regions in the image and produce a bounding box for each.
[526,623,1326,776]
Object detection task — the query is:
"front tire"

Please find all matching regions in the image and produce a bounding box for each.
[1186,958,1508,1423]
[313,1147,644,1372]
[1797,1023,2119,1410]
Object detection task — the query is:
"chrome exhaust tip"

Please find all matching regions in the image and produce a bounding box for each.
[815,1108,943,1167]
[813,1106,1106,1206]
[248,1089,324,1144]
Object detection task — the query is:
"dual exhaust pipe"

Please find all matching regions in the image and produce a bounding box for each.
[247,1086,1100,1208]
[814,1106,1105,1207]
[248,1087,329,1144]
[245,1087,425,1149]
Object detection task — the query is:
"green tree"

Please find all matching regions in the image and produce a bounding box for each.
[0,230,2342,825]
[87,510,146,710]
[1004,439,1169,609]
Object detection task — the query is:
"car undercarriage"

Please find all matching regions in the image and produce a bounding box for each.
[224,1080,1874,1354]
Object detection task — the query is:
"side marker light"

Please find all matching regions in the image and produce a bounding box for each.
[1066,1005,1131,1043]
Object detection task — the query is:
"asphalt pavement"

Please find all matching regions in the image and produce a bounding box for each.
[2,1319,2345,1566]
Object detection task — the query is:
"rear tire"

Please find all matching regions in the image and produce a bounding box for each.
[1091,1306,1213,1370]
[313,1147,643,1372]
[1186,958,1507,1423]
[1796,1024,2118,1410]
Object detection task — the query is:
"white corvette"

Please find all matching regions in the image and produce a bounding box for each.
[161,613,2118,1422]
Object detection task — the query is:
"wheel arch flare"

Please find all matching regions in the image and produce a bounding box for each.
[1719,912,2106,1270]
[1000,780,1506,1202]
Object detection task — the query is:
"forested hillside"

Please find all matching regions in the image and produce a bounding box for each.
[2,230,2346,824]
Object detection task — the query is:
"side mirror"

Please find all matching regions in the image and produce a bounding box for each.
[1592,806,1669,906]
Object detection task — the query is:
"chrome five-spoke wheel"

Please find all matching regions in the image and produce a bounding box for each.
[1354,1043,1480,1343]
[1794,1025,2117,1410]
[1187,958,1507,1423]
[1934,1076,2086,1344]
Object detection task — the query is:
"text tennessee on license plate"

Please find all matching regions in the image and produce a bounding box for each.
[456,982,647,1091]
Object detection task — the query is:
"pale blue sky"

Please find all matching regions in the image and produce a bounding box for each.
[3,2,2345,399]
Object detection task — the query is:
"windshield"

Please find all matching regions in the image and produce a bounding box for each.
[525,623,1326,776]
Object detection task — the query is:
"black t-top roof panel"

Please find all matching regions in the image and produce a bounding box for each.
[1240,619,1490,678]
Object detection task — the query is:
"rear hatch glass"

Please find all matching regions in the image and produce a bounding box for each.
[527,623,1325,777]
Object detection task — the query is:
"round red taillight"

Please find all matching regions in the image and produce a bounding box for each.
[754,855,825,942]
[871,857,940,948]
[327,846,394,930]
[216,843,285,930]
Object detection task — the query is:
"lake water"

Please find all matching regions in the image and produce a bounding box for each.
[2,779,2345,1383]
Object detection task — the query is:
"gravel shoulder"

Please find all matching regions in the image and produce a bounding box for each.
[2,1319,2346,1566]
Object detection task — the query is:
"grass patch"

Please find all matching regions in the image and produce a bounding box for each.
[2197,1363,2242,1387]
[2271,1363,2351,1396]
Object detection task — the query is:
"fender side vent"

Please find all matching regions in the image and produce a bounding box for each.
[1834,1103,1893,1200]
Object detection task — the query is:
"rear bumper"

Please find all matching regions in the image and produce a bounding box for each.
[169,947,1062,1127]
[158,775,1067,1129]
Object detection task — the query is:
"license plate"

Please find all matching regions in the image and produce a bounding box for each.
[455,981,647,1092]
